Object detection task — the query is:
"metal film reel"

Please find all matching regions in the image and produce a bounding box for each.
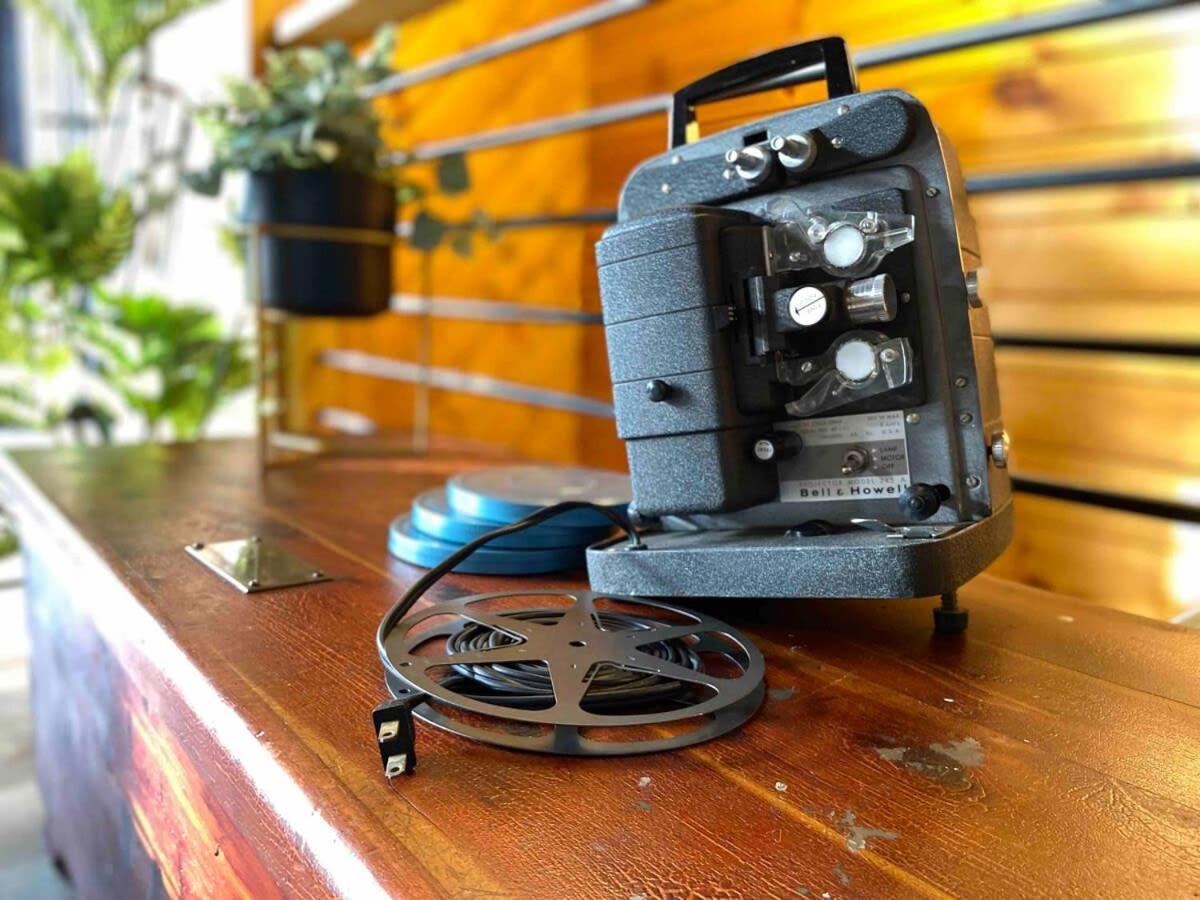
[381,590,765,756]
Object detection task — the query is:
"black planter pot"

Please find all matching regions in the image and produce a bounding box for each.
[243,169,395,317]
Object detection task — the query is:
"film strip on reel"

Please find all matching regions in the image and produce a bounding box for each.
[380,590,765,755]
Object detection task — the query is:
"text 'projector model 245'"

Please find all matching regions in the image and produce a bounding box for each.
[585,38,1012,633]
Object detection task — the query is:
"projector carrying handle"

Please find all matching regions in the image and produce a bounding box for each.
[669,37,859,148]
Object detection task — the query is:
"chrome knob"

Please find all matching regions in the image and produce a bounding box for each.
[845,274,898,324]
[724,146,773,184]
[769,133,816,171]
[989,430,1010,468]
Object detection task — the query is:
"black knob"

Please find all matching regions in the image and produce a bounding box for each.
[899,483,950,521]
[645,379,671,402]
[753,432,802,463]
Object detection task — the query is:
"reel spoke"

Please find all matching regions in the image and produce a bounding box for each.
[458,608,540,640]
[623,651,725,691]
[548,662,592,710]
[622,622,706,644]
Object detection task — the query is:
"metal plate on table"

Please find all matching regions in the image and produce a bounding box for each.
[185,537,331,593]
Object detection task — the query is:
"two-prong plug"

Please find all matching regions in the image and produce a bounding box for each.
[372,689,424,779]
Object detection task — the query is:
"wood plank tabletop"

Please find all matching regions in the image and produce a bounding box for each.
[4,440,1200,899]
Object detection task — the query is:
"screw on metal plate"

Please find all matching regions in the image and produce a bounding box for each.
[185,537,333,593]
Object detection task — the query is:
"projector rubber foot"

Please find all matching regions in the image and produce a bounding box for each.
[933,591,969,635]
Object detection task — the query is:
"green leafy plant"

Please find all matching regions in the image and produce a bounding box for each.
[74,291,253,439]
[0,151,132,421]
[0,150,134,297]
[16,0,218,107]
[185,24,485,255]
[0,153,250,440]
[187,26,396,195]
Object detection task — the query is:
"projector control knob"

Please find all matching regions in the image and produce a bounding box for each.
[899,483,950,521]
[724,146,773,184]
[769,133,816,171]
[990,430,1010,468]
[787,286,830,328]
[753,432,802,463]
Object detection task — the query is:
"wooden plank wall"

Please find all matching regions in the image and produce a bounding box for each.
[261,0,1200,621]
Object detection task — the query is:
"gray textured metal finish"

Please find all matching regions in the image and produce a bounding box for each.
[587,502,1013,599]
[610,92,998,527]
[613,369,758,439]
[382,590,765,755]
[605,306,727,383]
[626,427,778,516]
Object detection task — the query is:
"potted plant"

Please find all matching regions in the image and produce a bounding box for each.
[187,26,399,316]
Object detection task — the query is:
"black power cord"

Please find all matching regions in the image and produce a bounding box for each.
[373,501,710,776]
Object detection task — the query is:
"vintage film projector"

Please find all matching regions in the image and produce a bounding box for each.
[586,37,1012,633]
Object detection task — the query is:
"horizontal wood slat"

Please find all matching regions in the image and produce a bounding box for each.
[996,346,1200,506]
[975,180,1200,343]
[987,492,1200,621]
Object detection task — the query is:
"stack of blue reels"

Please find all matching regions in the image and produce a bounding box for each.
[388,465,631,575]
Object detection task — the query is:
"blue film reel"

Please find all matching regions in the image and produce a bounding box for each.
[388,516,586,575]
[446,466,630,528]
[410,489,611,549]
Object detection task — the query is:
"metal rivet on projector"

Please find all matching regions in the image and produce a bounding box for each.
[830,136,845,149]
[959,412,973,425]
[965,475,981,489]
[660,183,671,194]
[837,104,850,115]
[646,379,671,402]
[905,412,920,424]
[926,186,939,197]
[954,376,968,388]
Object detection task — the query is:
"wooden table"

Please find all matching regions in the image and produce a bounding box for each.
[5,440,1200,899]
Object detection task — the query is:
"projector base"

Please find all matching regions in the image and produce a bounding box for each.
[586,502,1012,607]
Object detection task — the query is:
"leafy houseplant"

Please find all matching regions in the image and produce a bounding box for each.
[188,26,402,317]
[76,292,253,440]
[0,152,249,440]
[0,151,134,430]
[0,149,134,301]
[16,0,218,108]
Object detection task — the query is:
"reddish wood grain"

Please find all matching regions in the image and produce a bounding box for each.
[8,440,1200,898]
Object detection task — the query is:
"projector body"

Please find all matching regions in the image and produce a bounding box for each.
[585,39,1011,611]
